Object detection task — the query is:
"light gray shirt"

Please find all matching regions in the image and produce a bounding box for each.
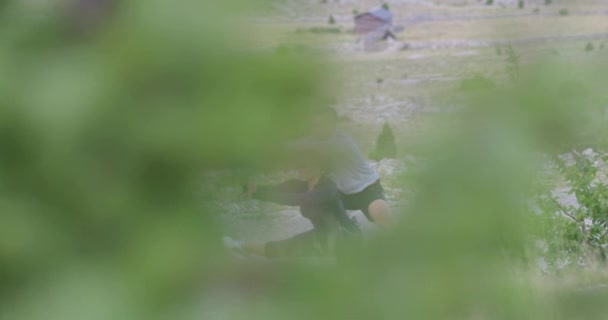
[287,129,379,194]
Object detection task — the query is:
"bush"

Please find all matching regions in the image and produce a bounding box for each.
[0,1,328,316]
[518,0,525,9]
[486,0,494,5]
[535,150,608,269]
[328,14,335,25]
[559,8,569,16]
[586,42,595,52]
[382,3,390,10]
[545,0,552,4]
[369,122,397,160]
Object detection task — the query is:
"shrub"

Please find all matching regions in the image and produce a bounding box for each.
[486,0,494,5]
[586,42,595,52]
[328,14,336,25]
[535,150,608,268]
[0,0,329,315]
[382,3,390,10]
[369,122,397,160]
[559,8,569,16]
[545,0,552,4]
[518,0,525,9]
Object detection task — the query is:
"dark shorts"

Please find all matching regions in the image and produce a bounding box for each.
[339,181,387,221]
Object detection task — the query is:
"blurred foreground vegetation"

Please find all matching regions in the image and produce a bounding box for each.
[1,1,608,319]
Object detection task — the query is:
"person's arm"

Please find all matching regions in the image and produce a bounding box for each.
[252,180,338,207]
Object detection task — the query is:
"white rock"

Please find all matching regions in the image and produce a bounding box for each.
[551,186,579,209]
[583,148,595,157]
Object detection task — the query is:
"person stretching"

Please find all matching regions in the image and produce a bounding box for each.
[224,165,360,259]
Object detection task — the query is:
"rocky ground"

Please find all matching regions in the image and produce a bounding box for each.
[208,158,407,244]
[209,149,607,248]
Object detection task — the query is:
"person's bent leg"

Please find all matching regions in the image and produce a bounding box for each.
[355,183,392,227]
[368,198,392,228]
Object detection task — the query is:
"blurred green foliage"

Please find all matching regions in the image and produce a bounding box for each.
[459,74,496,92]
[1,1,608,320]
[0,0,329,319]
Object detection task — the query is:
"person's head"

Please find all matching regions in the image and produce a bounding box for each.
[310,107,338,139]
